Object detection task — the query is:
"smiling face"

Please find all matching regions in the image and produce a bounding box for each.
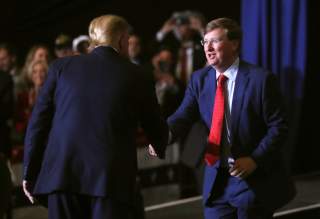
[203,27,239,73]
[31,62,47,88]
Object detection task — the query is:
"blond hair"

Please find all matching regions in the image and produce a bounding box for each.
[89,14,129,48]
[27,60,48,83]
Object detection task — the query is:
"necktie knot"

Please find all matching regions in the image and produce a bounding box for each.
[218,74,228,87]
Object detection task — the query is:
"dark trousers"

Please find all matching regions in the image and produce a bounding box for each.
[48,192,134,219]
[203,165,274,219]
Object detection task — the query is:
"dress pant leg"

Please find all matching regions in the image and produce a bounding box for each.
[48,192,89,219]
[237,207,274,219]
[91,197,134,219]
[203,165,274,219]
[204,166,237,219]
[227,176,274,219]
[48,192,134,219]
[204,203,237,219]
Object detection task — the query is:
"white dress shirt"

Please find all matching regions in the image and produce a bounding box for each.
[214,57,239,167]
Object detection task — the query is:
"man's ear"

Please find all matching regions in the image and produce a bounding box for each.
[118,33,129,57]
[118,34,124,50]
[118,36,122,50]
[231,40,240,53]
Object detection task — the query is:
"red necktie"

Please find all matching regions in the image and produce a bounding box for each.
[205,74,228,166]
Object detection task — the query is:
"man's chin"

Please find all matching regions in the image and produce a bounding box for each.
[208,61,218,67]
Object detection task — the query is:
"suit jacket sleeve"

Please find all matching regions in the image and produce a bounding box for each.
[23,61,59,181]
[167,74,200,142]
[137,70,168,159]
[250,73,288,170]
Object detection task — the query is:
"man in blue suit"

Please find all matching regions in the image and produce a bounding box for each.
[167,18,295,218]
[23,15,168,219]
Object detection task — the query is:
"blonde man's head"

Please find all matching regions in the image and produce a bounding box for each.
[89,15,129,49]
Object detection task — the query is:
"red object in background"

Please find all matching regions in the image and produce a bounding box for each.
[10,146,24,164]
[15,122,26,134]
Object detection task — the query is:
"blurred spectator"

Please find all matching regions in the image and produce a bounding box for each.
[152,47,183,118]
[8,45,50,173]
[185,10,206,36]
[155,11,206,86]
[156,12,193,49]
[21,44,51,88]
[0,43,17,73]
[22,44,51,66]
[13,60,48,146]
[26,60,48,106]
[128,33,147,66]
[72,35,90,55]
[0,43,24,95]
[54,33,73,58]
[152,47,177,77]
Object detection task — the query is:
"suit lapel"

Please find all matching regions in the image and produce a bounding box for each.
[230,62,249,143]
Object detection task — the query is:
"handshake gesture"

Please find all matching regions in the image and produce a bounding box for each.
[147,144,158,157]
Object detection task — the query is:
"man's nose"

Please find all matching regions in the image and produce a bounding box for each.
[206,44,214,51]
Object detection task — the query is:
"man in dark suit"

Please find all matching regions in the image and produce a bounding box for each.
[23,15,168,219]
[167,18,296,218]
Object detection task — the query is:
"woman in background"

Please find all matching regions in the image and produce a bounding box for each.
[13,60,48,148]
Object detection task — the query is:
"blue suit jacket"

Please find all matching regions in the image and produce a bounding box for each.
[168,61,295,211]
[23,46,168,204]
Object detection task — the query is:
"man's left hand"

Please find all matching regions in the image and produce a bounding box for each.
[229,157,257,179]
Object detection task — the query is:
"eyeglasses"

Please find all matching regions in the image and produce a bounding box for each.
[200,38,224,46]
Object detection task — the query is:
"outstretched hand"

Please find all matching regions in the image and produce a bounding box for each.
[147,144,158,157]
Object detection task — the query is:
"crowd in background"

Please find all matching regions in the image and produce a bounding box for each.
[0,10,208,217]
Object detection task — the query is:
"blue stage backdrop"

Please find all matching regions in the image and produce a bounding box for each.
[240,0,307,173]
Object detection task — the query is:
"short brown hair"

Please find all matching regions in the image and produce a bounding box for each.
[89,14,129,47]
[205,17,242,41]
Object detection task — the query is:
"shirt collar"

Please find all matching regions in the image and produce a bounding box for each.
[215,57,239,82]
[95,45,119,53]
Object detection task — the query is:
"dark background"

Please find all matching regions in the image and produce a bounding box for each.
[1,0,320,175]
[2,0,240,61]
